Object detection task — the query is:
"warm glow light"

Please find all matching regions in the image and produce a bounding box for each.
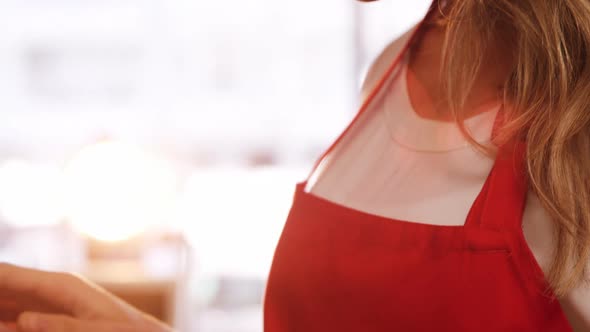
[174,167,302,278]
[64,141,177,242]
[0,160,65,227]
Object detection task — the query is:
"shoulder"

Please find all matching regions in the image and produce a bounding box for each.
[360,25,419,102]
[522,190,555,273]
[523,190,590,330]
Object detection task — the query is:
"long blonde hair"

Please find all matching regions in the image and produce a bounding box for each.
[436,0,590,296]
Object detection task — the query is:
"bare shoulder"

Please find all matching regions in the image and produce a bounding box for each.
[522,190,555,273]
[522,190,590,331]
[360,26,418,102]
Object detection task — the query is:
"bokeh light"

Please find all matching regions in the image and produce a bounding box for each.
[0,160,65,227]
[63,141,177,242]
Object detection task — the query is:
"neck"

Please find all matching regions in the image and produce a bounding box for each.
[407,24,511,122]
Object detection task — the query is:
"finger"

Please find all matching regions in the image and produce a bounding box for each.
[0,264,130,320]
[0,322,16,332]
[17,312,137,332]
[0,297,56,322]
[0,264,85,315]
[18,312,79,332]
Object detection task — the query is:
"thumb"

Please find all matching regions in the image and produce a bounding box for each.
[17,312,133,332]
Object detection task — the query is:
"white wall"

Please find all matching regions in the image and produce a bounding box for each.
[0,0,431,165]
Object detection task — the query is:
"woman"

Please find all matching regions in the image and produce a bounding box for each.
[266,0,590,330]
[0,0,589,331]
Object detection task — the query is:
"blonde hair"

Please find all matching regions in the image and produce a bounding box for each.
[435,0,590,296]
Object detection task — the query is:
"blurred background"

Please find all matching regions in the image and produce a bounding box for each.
[0,1,430,331]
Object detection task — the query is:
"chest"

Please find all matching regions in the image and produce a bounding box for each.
[305,104,553,275]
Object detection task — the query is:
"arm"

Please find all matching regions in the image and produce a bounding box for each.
[561,287,590,332]
[522,193,590,331]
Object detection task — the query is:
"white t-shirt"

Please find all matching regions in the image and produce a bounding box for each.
[305,59,500,226]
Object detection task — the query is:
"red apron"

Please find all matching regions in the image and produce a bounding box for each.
[264,2,573,331]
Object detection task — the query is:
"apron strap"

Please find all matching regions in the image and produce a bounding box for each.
[468,141,529,231]
[304,2,440,184]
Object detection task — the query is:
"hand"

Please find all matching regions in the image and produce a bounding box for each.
[0,263,173,332]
